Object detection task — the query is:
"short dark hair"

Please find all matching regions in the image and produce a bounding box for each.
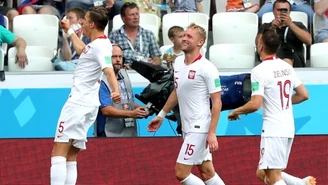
[168,26,184,38]
[120,2,139,17]
[66,8,85,19]
[88,6,108,31]
[261,29,280,54]
[273,0,291,11]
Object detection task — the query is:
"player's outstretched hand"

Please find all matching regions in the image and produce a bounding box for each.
[60,19,70,33]
[206,133,218,153]
[228,111,240,121]
[111,92,121,104]
[148,116,163,132]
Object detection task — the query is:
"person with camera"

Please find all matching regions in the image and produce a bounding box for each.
[95,44,149,137]
[256,0,312,67]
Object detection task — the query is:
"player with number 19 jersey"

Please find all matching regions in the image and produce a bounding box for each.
[251,57,302,138]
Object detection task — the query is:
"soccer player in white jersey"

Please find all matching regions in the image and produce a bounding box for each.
[50,7,121,185]
[148,23,226,185]
[228,29,315,185]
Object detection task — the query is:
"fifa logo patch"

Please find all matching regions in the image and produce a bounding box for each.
[188,70,196,79]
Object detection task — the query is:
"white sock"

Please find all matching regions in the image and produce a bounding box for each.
[204,173,225,185]
[65,161,77,185]
[51,156,67,185]
[281,172,305,185]
[181,173,205,185]
[274,180,287,185]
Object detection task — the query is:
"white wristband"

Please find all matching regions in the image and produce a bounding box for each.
[158,110,167,119]
[67,28,75,37]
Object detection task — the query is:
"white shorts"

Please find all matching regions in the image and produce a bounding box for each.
[176,132,212,165]
[54,101,98,150]
[258,137,293,170]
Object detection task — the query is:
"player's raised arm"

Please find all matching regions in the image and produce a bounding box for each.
[60,19,86,55]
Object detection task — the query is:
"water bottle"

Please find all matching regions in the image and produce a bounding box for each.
[71,24,82,34]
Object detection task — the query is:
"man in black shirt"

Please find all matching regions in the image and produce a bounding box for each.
[256,0,312,67]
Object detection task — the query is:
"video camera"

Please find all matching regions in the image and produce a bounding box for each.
[131,60,252,134]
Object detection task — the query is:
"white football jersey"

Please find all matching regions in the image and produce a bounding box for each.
[251,57,302,138]
[173,54,222,133]
[67,36,113,107]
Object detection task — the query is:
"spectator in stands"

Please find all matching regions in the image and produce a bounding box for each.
[256,0,311,67]
[162,26,184,69]
[67,0,123,29]
[95,44,148,137]
[18,0,64,18]
[314,0,328,43]
[226,0,260,13]
[53,8,90,71]
[258,0,314,23]
[168,0,203,13]
[0,2,19,31]
[109,2,161,69]
[0,26,28,68]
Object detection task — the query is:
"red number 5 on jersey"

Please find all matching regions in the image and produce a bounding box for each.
[277,80,291,110]
[58,122,65,133]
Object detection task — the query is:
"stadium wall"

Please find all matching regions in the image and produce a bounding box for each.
[0,136,327,184]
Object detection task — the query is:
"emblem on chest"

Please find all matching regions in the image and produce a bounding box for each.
[188,70,196,79]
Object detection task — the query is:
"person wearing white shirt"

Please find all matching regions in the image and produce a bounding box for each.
[148,23,225,185]
[228,29,315,185]
[50,6,121,185]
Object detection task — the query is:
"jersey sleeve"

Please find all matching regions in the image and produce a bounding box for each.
[293,73,303,89]
[94,43,113,70]
[204,63,222,94]
[251,67,265,96]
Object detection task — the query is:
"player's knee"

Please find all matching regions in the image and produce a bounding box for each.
[51,142,72,158]
[174,164,190,181]
[256,169,265,181]
[66,146,80,161]
[197,163,215,181]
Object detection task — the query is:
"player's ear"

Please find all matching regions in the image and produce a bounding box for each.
[197,39,204,47]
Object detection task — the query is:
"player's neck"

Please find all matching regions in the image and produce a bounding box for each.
[184,50,201,65]
[90,30,106,42]
[261,53,276,61]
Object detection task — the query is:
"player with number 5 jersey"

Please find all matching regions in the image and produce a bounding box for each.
[50,6,121,185]
[228,29,315,185]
